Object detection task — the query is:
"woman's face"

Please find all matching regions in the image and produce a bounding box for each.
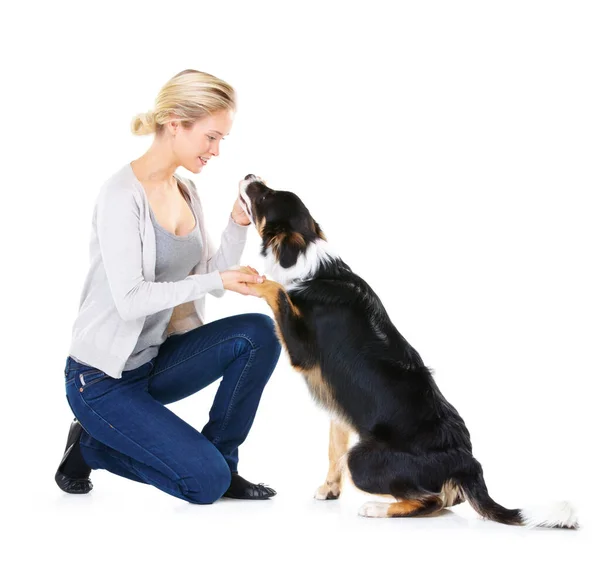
[172,109,234,173]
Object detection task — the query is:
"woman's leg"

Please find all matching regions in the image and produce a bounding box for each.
[64,358,231,504]
[148,313,281,472]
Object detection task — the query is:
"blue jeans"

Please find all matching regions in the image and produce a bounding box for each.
[64,313,281,504]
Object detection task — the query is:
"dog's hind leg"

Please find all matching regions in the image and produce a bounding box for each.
[315,419,352,500]
[359,496,444,518]
[347,440,446,519]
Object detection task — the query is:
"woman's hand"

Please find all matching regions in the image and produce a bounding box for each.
[220,266,264,296]
[231,197,251,226]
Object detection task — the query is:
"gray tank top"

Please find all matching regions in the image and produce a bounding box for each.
[122,193,203,371]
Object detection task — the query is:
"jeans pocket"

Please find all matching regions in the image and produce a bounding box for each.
[76,368,108,391]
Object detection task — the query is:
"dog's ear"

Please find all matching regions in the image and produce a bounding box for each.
[279,232,306,268]
[268,230,306,268]
[313,220,326,241]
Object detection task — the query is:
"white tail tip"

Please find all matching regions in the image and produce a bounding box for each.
[520,501,579,529]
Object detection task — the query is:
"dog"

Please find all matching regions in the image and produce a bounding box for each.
[237,174,578,529]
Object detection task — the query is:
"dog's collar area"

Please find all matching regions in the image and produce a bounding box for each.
[264,239,339,287]
[285,274,314,287]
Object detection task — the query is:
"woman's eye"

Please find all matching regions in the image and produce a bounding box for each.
[207,136,216,141]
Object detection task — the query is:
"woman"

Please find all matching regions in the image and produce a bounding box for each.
[56,69,281,504]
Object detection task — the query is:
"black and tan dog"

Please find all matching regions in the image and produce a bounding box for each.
[238,174,577,528]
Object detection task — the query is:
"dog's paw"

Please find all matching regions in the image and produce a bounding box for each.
[314,481,341,500]
[235,265,257,275]
[358,501,391,518]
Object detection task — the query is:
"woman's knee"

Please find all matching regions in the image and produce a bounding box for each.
[181,457,231,504]
[239,313,281,355]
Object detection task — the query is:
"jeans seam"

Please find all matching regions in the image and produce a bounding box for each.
[75,391,185,484]
[81,440,193,499]
[150,333,257,378]
[126,457,194,500]
[212,346,257,446]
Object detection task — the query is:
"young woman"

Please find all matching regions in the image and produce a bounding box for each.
[56,69,281,503]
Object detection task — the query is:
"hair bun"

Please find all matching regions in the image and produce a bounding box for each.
[131,110,156,136]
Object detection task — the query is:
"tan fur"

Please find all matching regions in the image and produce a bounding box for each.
[267,231,307,263]
[359,496,444,518]
[269,232,287,256]
[288,231,307,248]
[439,480,465,508]
[313,222,327,241]
[315,420,352,500]
[298,365,350,421]
[370,482,463,509]
[247,277,300,316]
[387,499,433,517]
[245,275,301,367]
[302,366,337,412]
[257,216,266,238]
[361,484,460,518]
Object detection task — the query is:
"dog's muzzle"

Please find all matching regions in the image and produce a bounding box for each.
[238,174,263,224]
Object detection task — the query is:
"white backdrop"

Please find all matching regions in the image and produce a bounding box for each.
[2,1,598,579]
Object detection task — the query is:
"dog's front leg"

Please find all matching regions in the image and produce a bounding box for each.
[245,277,314,367]
[314,419,351,500]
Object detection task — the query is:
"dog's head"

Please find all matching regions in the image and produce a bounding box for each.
[238,174,326,269]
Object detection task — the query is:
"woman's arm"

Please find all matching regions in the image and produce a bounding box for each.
[96,186,224,321]
[205,214,249,272]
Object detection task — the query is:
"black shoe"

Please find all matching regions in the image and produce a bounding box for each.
[222,472,276,500]
[55,419,93,494]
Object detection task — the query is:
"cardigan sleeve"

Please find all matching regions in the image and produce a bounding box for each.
[206,215,250,271]
[96,186,224,322]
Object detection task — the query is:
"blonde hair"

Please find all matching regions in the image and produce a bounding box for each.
[131,69,236,136]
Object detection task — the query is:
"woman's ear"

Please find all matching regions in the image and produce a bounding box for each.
[166,116,180,136]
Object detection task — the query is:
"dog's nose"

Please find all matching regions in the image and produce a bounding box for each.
[245,174,256,181]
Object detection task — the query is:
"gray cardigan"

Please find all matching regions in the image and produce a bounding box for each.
[68,163,249,378]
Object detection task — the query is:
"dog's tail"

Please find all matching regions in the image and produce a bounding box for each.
[457,462,578,529]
